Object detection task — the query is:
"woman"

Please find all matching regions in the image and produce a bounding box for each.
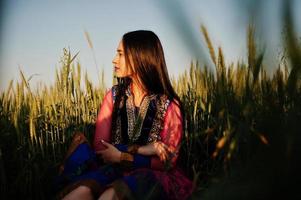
[57,30,193,200]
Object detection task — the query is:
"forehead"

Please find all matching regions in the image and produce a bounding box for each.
[117,41,124,51]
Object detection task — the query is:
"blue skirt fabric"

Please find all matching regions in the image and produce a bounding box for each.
[55,142,192,200]
[55,143,166,199]
[56,143,120,188]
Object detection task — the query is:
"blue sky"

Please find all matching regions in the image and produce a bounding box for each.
[0,0,300,92]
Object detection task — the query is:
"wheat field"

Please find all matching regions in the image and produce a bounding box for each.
[1,14,301,199]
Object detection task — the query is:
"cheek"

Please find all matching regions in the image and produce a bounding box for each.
[115,65,132,78]
[121,60,132,74]
[121,67,131,77]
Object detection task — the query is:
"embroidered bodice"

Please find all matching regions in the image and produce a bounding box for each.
[93,85,183,169]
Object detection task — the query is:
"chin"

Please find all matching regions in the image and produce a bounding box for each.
[116,73,130,78]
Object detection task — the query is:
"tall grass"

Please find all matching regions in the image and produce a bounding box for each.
[1,11,301,200]
[0,48,107,199]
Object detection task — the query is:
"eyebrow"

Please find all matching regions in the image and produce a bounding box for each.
[117,49,123,52]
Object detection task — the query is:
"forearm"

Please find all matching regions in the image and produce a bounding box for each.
[114,144,155,156]
[115,144,175,171]
[137,145,156,156]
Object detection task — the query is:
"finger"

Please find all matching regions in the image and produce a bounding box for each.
[159,154,164,161]
[157,142,168,152]
[101,140,112,148]
[162,153,167,162]
[159,144,168,154]
[158,141,168,148]
[101,139,108,147]
[166,147,175,155]
[161,143,170,151]
[161,143,175,155]
[159,151,167,161]
[160,153,165,161]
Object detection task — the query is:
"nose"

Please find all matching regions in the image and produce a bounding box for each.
[112,54,117,65]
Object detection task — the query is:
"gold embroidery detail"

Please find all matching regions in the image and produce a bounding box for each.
[112,85,171,145]
[148,95,170,143]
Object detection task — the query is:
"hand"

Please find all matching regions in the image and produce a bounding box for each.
[138,142,177,162]
[154,142,177,161]
[96,140,121,163]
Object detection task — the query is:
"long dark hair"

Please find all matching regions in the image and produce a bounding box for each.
[123,30,181,103]
[111,30,184,140]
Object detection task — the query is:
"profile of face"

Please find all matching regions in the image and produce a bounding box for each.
[112,41,133,78]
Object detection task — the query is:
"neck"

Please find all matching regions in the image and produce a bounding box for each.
[131,78,146,97]
[130,78,147,107]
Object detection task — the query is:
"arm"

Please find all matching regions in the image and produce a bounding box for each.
[148,100,183,170]
[97,100,183,171]
[93,89,113,152]
[120,101,183,170]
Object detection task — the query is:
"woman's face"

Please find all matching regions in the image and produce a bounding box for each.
[112,41,133,78]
